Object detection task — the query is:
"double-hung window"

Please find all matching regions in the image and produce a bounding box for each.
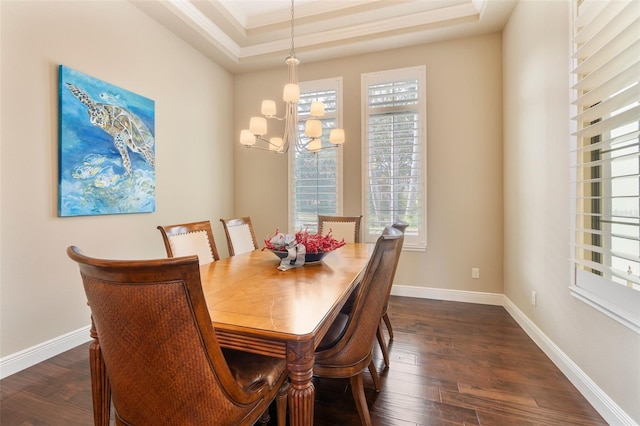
[570,0,640,332]
[289,78,343,233]
[361,66,427,249]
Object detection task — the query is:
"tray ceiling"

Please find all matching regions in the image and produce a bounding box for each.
[132,0,517,72]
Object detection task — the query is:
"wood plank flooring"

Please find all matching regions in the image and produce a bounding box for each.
[1,297,606,425]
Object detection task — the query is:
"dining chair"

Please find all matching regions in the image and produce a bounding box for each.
[157,220,220,265]
[67,246,288,426]
[376,219,409,367]
[313,226,403,426]
[317,215,362,243]
[220,216,259,256]
[318,215,362,314]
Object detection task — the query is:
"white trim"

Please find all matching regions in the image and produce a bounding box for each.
[0,325,91,379]
[289,77,344,233]
[172,1,483,61]
[390,285,635,425]
[1,289,635,425]
[569,0,640,336]
[361,66,427,249]
[570,282,640,335]
[390,284,503,306]
[503,297,637,426]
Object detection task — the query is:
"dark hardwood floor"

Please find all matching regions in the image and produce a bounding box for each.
[1,297,606,425]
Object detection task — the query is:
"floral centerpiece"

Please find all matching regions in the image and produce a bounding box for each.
[264,229,345,270]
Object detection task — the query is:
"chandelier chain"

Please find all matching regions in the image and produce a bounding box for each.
[290,0,295,57]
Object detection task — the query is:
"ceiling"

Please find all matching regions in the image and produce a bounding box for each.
[132,0,517,73]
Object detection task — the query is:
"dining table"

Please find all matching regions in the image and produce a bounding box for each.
[201,243,373,425]
[87,242,373,426]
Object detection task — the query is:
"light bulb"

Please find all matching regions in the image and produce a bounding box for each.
[249,117,267,136]
[310,101,325,117]
[283,83,300,102]
[307,138,322,152]
[305,119,322,138]
[261,100,277,116]
[240,129,256,146]
[270,137,283,151]
[329,128,345,145]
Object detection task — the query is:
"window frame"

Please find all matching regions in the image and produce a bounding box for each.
[569,0,640,334]
[361,66,427,250]
[288,77,344,233]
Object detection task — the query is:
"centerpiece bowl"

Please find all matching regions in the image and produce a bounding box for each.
[264,229,345,266]
[268,249,330,264]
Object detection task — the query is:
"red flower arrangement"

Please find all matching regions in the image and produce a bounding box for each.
[264,229,346,253]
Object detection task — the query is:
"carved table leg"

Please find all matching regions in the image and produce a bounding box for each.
[89,317,111,426]
[287,340,315,426]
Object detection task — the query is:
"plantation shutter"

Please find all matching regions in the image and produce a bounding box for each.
[291,81,342,232]
[570,0,640,331]
[362,66,427,248]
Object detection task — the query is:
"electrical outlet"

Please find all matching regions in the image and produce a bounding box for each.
[471,268,480,279]
[531,290,537,306]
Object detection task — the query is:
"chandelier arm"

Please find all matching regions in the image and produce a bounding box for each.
[243,136,285,153]
[244,144,285,153]
[301,140,339,150]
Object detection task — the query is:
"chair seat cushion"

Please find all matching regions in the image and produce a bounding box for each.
[222,348,287,390]
[317,312,349,352]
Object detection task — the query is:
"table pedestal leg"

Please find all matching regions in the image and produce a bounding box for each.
[287,340,315,426]
[89,318,111,426]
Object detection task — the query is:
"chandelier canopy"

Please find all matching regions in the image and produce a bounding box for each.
[239,0,345,154]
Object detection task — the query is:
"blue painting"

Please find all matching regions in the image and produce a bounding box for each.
[58,65,155,217]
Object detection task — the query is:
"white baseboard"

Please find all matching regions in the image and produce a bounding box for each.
[391,284,505,305]
[0,325,92,380]
[391,284,635,425]
[0,287,635,425]
[502,298,637,426]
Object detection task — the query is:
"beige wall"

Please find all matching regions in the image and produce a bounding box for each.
[503,1,639,422]
[0,0,235,357]
[235,34,505,295]
[2,0,637,422]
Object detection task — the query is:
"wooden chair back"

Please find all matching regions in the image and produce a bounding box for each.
[157,220,220,264]
[376,219,410,366]
[220,216,258,256]
[313,226,403,425]
[317,215,362,243]
[316,225,402,364]
[66,246,286,425]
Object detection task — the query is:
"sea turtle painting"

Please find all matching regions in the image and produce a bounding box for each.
[65,82,155,176]
[58,65,155,217]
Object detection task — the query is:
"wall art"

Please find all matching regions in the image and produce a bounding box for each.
[58,65,155,217]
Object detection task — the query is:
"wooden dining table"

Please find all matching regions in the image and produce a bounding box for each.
[87,243,372,425]
[199,243,373,425]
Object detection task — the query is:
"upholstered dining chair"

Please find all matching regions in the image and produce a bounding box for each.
[220,216,258,256]
[376,219,409,367]
[157,220,220,265]
[67,246,288,426]
[313,226,403,426]
[319,215,363,315]
[317,215,362,243]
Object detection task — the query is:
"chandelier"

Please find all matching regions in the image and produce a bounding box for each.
[239,0,345,153]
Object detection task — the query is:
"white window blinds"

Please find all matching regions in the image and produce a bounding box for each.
[570,0,640,332]
[290,79,343,232]
[362,66,427,249]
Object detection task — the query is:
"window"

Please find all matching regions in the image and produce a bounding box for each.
[362,66,427,249]
[570,0,640,333]
[289,78,343,233]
